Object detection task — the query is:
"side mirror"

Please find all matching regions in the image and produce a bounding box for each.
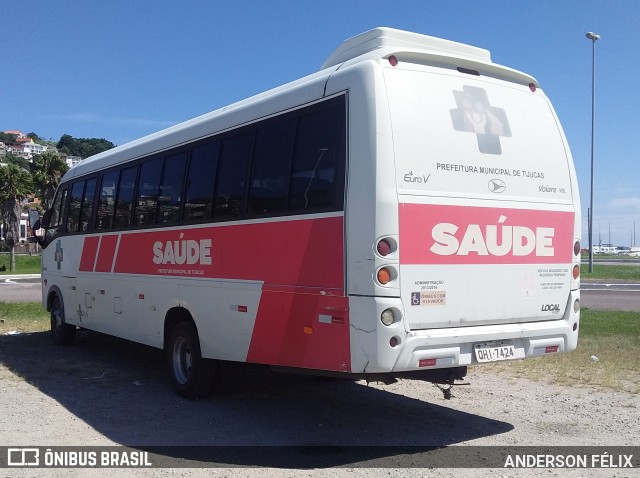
[28,210,41,232]
[41,209,53,229]
[28,209,50,248]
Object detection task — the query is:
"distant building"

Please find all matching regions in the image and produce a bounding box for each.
[17,138,47,156]
[2,130,55,159]
[6,144,30,158]
[593,244,619,254]
[65,155,83,168]
[3,130,25,138]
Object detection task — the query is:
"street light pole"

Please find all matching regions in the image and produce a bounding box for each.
[586,31,600,273]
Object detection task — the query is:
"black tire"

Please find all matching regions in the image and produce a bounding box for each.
[167,321,216,399]
[50,296,76,345]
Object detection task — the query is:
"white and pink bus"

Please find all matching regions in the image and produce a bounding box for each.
[32,27,581,398]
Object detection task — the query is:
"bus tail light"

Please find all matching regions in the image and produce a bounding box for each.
[572,265,580,280]
[574,241,581,256]
[545,345,559,354]
[377,239,391,256]
[573,298,580,313]
[377,267,391,285]
[388,55,398,67]
[375,237,397,257]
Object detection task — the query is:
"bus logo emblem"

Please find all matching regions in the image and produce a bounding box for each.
[488,179,506,193]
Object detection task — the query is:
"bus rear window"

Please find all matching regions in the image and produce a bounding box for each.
[386,68,572,204]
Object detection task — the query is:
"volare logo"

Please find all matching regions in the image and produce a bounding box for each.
[399,204,574,265]
[430,215,555,257]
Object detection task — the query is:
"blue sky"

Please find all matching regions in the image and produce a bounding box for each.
[2,1,638,246]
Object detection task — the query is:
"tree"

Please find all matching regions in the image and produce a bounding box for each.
[0,132,18,144]
[0,164,33,271]
[56,134,115,158]
[56,134,74,153]
[26,132,41,142]
[31,151,69,209]
[3,152,31,171]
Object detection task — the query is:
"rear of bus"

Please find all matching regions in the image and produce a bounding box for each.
[338,29,581,377]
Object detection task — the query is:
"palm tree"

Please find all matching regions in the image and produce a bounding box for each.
[31,151,68,210]
[0,164,33,271]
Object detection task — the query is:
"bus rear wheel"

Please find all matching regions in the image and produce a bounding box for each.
[50,296,76,345]
[167,321,216,399]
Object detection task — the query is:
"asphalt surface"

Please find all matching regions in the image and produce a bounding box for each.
[580,281,640,311]
[0,275,42,303]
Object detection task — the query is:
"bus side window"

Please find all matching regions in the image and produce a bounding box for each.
[214,133,252,219]
[290,100,345,210]
[49,188,67,230]
[79,178,97,232]
[96,171,119,230]
[45,187,68,243]
[134,158,162,227]
[114,166,137,228]
[249,118,296,215]
[66,181,85,233]
[158,153,187,224]
[184,142,220,222]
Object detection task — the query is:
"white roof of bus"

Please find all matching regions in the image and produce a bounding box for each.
[321,27,491,69]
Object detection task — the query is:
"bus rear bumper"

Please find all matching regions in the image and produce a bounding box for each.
[348,290,580,374]
[393,323,576,372]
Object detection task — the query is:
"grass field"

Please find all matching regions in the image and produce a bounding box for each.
[1,302,637,393]
[0,302,48,334]
[481,309,640,393]
[581,263,640,281]
[0,254,42,274]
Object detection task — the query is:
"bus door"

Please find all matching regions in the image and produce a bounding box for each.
[64,179,98,326]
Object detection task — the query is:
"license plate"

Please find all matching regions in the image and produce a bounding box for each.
[474,341,516,363]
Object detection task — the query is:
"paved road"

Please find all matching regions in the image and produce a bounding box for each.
[580,282,640,312]
[0,276,42,303]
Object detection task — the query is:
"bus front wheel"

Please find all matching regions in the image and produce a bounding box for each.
[50,296,76,345]
[167,321,216,399]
